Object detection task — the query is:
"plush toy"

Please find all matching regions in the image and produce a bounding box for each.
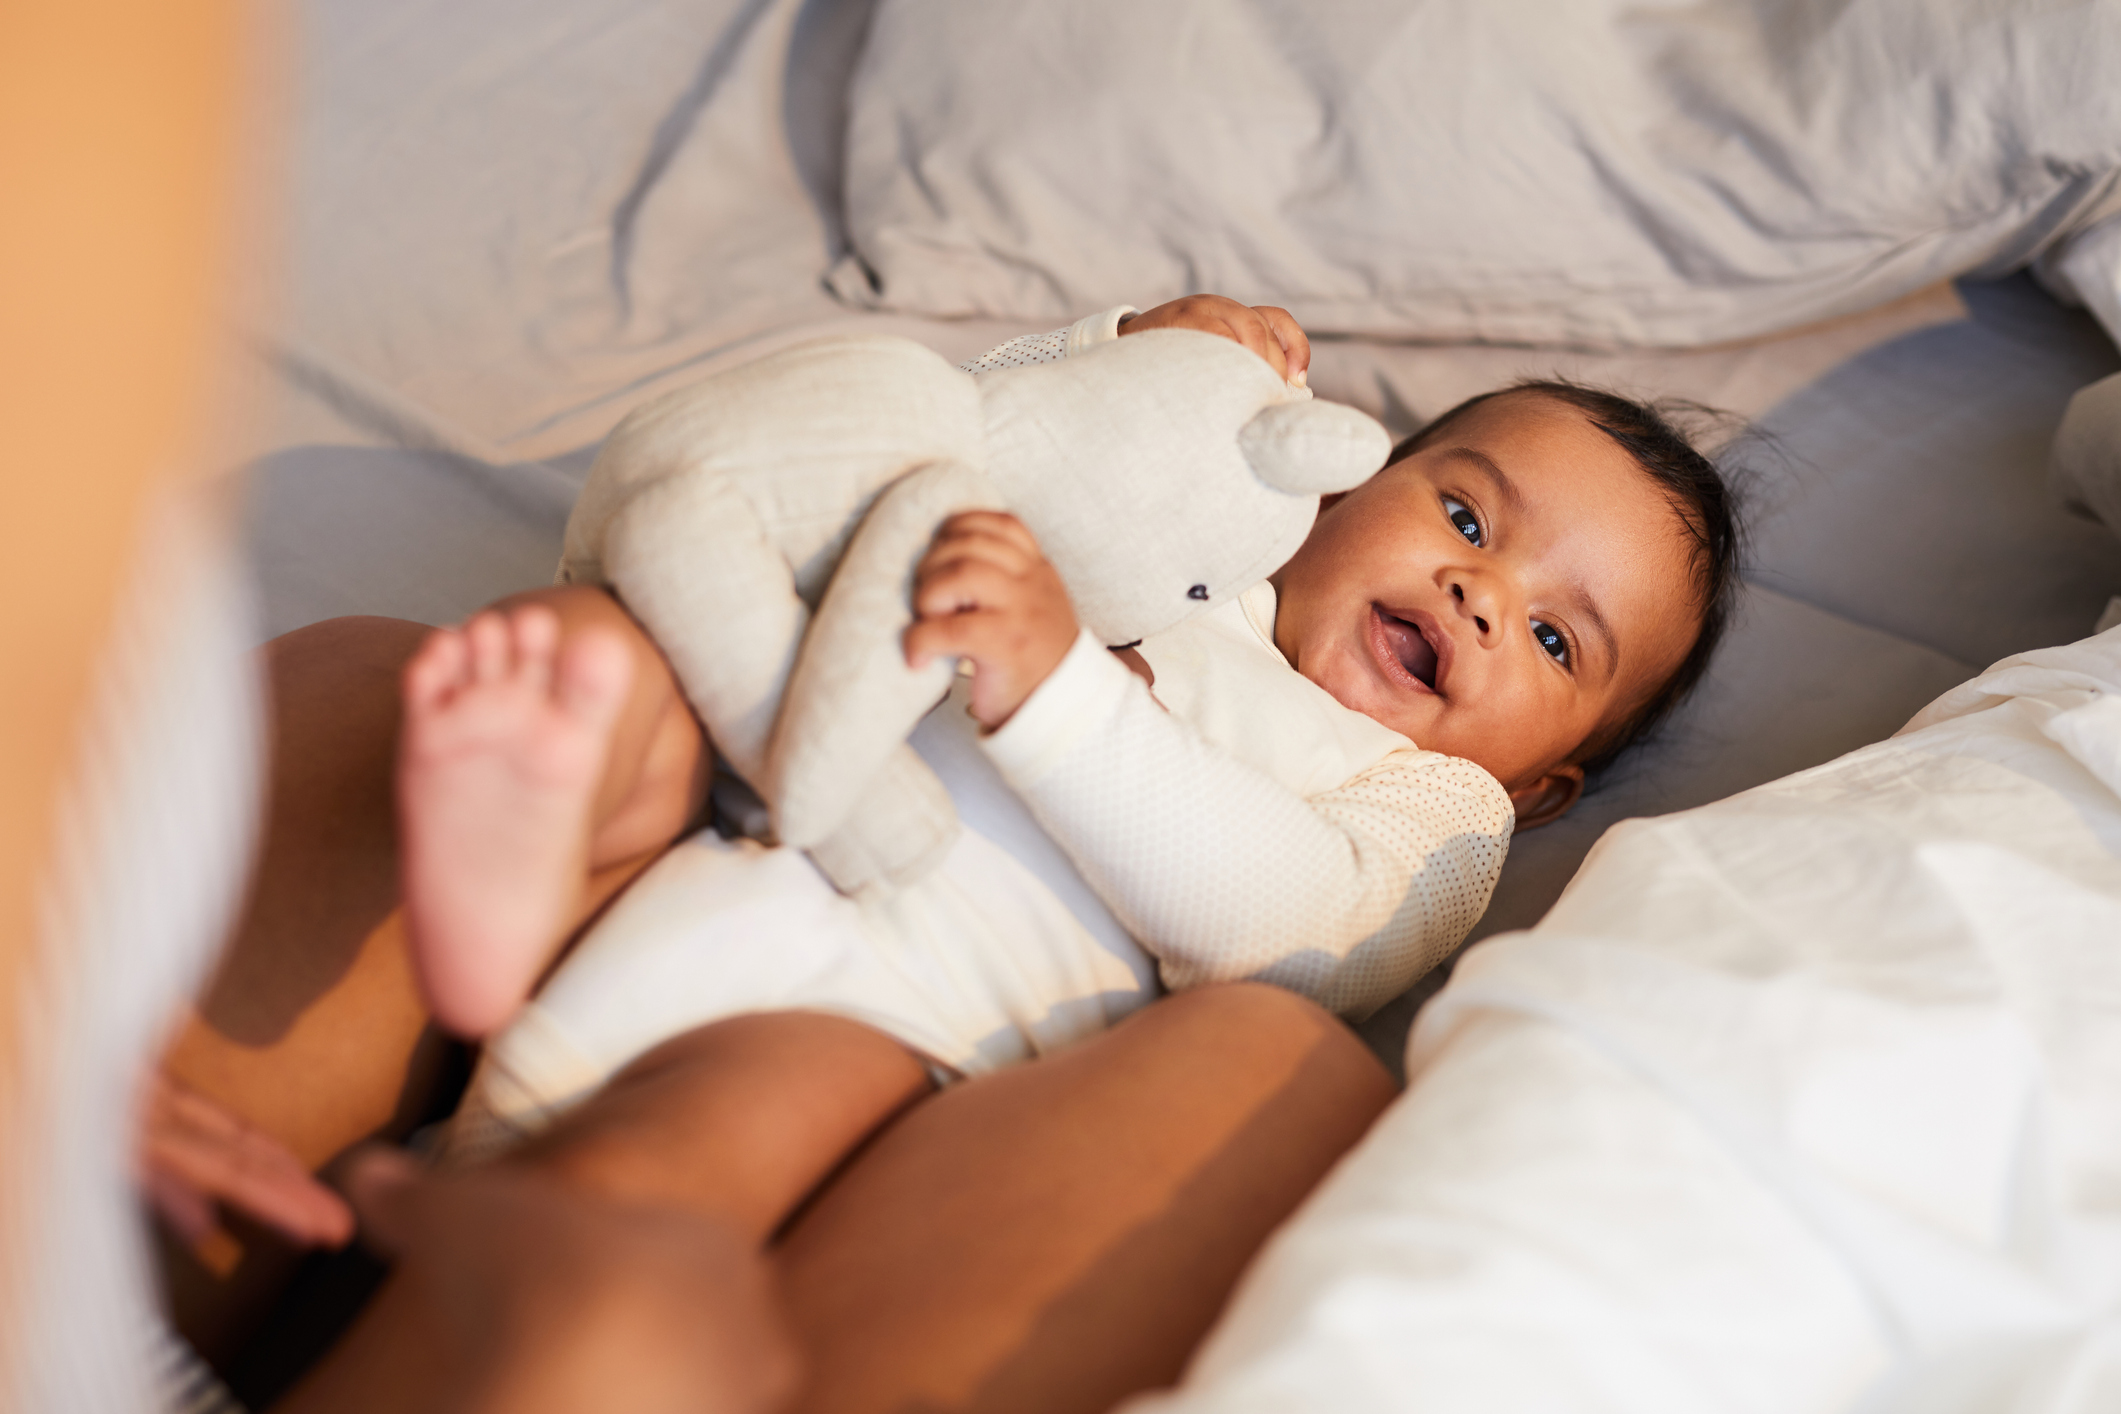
[558,327,1390,896]
[2053,370,2121,541]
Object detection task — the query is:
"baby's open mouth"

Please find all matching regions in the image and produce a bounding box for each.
[1375,609,1439,689]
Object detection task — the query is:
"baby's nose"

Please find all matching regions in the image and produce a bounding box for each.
[1450,582,1491,636]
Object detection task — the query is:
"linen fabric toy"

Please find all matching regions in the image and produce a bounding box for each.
[2052,370,2121,540]
[557,326,1390,896]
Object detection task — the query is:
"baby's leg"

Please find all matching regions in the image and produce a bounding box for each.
[396,603,633,1036]
[162,588,707,1358]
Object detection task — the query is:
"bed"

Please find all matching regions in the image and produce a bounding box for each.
[243,0,2121,1049]
[68,0,2121,1406]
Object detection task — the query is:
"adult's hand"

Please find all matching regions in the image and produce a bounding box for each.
[138,1070,354,1255]
[1119,295,1310,386]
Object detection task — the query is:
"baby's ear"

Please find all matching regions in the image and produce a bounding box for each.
[1508,766,1584,830]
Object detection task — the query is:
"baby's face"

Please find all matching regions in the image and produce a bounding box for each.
[1270,393,1700,808]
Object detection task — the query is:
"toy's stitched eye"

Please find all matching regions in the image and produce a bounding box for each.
[1188,584,1209,600]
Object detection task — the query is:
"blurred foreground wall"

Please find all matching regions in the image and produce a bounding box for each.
[1,3,265,1409]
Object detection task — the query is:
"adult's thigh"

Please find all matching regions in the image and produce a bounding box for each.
[774,983,1397,1414]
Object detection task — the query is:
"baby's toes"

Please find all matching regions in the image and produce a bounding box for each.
[404,627,470,713]
[465,610,512,684]
[507,605,562,696]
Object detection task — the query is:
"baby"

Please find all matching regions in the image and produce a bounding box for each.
[396,296,1740,1158]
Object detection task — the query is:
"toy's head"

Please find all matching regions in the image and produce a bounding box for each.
[976,328,1391,645]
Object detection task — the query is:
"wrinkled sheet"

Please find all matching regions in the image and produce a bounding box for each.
[1136,628,2121,1414]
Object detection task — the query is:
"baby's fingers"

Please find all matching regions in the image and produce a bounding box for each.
[916,521,1037,598]
[921,511,1040,572]
[912,556,1019,628]
[1253,305,1310,386]
[1218,307,1289,381]
[902,611,978,669]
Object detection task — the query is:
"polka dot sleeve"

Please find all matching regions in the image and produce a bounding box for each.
[960,327,1071,373]
[983,645,1515,1019]
[958,305,1137,373]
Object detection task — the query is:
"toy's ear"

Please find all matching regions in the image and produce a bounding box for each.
[1239,400,1392,495]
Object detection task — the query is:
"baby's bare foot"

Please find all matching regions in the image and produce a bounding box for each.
[397,606,633,1037]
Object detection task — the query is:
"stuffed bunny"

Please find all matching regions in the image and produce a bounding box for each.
[558,327,1390,896]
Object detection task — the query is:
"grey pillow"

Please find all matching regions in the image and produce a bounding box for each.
[834,0,2121,348]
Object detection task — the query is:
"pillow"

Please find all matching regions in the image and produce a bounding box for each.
[1128,626,2121,1413]
[834,0,2121,349]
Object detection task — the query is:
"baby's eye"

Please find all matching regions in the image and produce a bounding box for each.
[1532,620,1569,664]
[1441,496,1482,547]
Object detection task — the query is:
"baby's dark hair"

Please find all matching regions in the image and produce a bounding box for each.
[1392,379,1745,777]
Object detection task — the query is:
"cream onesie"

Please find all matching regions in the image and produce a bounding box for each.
[459,317,1515,1142]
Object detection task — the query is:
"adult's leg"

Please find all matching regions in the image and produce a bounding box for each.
[158,586,708,1356]
[776,983,1397,1414]
[273,984,1390,1414]
[280,1013,934,1413]
[278,1150,800,1414]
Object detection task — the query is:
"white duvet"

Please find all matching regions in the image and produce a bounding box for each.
[1136,629,2121,1414]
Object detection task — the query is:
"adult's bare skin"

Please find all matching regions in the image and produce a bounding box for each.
[285,1148,799,1414]
[155,590,1397,1411]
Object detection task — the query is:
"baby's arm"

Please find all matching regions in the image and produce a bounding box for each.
[982,639,1514,1017]
[959,296,1310,383]
[906,516,1514,1018]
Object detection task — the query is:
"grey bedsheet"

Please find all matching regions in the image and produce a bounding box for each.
[240,0,2121,1064]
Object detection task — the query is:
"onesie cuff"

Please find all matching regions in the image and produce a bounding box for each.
[981,627,1135,788]
[1067,305,1138,356]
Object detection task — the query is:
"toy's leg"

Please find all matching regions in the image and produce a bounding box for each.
[769,460,1000,892]
[2054,370,2121,537]
[601,475,811,788]
[805,747,961,896]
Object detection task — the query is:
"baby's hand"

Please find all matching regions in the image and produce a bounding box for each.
[1119,295,1310,386]
[905,511,1077,730]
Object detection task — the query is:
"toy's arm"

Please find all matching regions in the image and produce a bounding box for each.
[980,635,1515,1019]
[957,307,1135,374]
